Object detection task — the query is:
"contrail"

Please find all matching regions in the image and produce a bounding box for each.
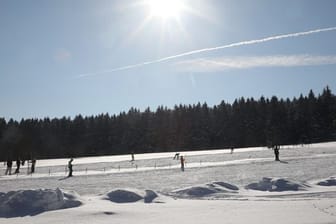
[77,26,336,78]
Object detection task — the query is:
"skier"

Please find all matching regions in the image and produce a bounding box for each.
[68,158,74,177]
[173,153,180,160]
[274,145,280,161]
[230,147,234,154]
[180,156,185,172]
[131,152,135,161]
[5,159,12,175]
[31,158,36,173]
[14,158,21,174]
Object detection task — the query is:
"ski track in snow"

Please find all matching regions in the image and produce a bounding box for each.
[0,153,336,183]
[1,152,335,180]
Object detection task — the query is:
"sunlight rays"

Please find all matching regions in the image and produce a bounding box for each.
[145,0,186,20]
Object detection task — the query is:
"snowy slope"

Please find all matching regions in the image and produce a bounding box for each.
[0,142,335,223]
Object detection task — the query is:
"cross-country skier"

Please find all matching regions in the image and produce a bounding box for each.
[180,156,185,172]
[68,158,74,177]
[274,145,280,161]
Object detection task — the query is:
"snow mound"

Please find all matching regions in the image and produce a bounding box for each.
[175,186,218,197]
[0,188,82,218]
[173,182,239,198]
[245,177,309,192]
[144,190,159,203]
[212,182,239,191]
[106,189,158,203]
[317,176,336,186]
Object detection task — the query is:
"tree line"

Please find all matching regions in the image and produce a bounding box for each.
[0,87,335,161]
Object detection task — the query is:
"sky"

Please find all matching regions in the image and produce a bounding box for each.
[1,0,336,121]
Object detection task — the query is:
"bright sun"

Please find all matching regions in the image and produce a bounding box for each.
[146,0,186,20]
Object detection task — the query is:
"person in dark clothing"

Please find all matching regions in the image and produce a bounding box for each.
[180,156,185,172]
[31,159,36,173]
[274,145,280,161]
[5,160,12,175]
[68,158,74,177]
[14,159,21,174]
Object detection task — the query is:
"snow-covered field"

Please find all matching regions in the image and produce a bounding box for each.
[0,142,336,224]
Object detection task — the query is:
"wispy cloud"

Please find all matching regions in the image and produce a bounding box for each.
[176,55,336,72]
[76,26,336,78]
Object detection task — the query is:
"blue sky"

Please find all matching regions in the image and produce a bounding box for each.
[1,0,336,120]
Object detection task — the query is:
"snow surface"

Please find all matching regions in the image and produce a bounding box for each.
[0,142,336,223]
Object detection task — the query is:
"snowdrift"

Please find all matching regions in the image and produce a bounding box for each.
[317,176,336,186]
[245,177,310,192]
[172,182,239,198]
[105,189,158,203]
[0,188,82,218]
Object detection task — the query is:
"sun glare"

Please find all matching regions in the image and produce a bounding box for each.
[146,0,185,20]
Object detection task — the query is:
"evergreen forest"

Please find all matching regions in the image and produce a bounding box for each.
[0,87,335,161]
